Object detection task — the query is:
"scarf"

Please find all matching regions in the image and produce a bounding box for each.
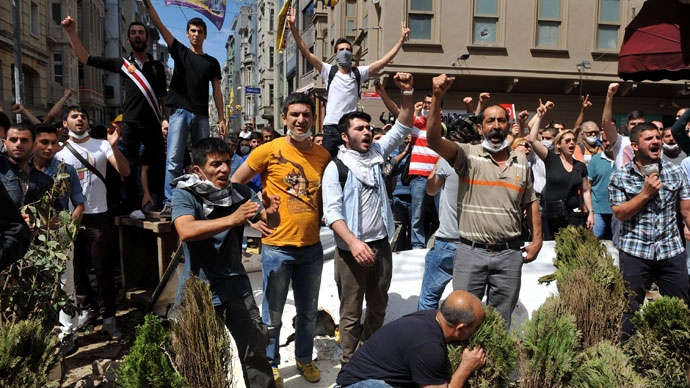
[337,145,384,187]
[172,173,244,216]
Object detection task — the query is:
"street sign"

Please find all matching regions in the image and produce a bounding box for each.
[361,91,381,100]
[229,114,238,119]
[245,87,261,94]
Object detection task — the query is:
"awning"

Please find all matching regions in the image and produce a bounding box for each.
[618,0,690,82]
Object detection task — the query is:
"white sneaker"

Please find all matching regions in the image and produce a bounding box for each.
[129,210,145,220]
[102,316,122,340]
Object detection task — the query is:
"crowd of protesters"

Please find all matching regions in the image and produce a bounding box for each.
[1,4,690,388]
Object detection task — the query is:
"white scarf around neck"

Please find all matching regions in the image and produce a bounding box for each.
[337,145,384,187]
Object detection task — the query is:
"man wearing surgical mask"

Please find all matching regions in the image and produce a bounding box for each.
[662,127,687,166]
[287,7,410,159]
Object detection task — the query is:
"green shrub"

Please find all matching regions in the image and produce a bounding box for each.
[625,297,690,388]
[447,306,518,388]
[171,275,233,388]
[519,297,581,388]
[570,340,647,388]
[116,314,188,388]
[0,319,59,388]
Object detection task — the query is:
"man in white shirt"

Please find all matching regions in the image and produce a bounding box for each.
[287,7,409,157]
[56,106,130,338]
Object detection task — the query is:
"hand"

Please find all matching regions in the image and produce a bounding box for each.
[511,123,521,138]
[61,16,76,33]
[63,89,73,99]
[581,94,592,111]
[141,192,154,209]
[479,92,491,104]
[107,126,121,146]
[523,240,542,263]
[684,225,690,241]
[374,80,384,94]
[414,101,423,116]
[261,189,281,215]
[287,7,296,31]
[228,200,260,226]
[642,172,662,199]
[586,212,595,229]
[349,238,375,267]
[463,96,473,106]
[607,83,619,97]
[393,72,413,91]
[249,219,274,237]
[458,346,486,375]
[400,21,410,43]
[10,104,25,114]
[432,74,453,97]
[518,110,529,122]
[219,120,227,138]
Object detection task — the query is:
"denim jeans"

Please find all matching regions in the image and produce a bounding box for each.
[593,213,613,240]
[164,108,210,203]
[261,242,323,366]
[409,176,427,249]
[392,196,411,251]
[343,380,393,388]
[418,239,457,311]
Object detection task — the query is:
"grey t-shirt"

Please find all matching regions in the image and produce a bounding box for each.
[359,184,387,242]
[662,149,687,166]
[434,158,459,241]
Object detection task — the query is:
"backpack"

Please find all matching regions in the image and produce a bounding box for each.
[333,157,349,190]
[327,66,361,97]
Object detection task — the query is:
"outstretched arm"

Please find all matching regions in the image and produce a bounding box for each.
[44,90,73,124]
[427,74,458,163]
[369,21,410,74]
[61,17,89,64]
[393,73,414,128]
[602,83,620,146]
[143,0,175,47]
[529,99,553,161]
[10,104,40,125]
[573,94,591,139]
[288,7,323,73]
[375,79,400,117]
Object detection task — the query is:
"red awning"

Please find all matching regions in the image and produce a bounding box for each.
[618,0,690,82]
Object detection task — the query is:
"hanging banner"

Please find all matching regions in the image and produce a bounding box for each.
[276,0,293,53]
[165,0,227,30]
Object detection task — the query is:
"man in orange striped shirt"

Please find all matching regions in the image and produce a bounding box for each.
[426,74,543,326]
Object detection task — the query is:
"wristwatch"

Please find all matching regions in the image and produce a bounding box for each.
[402,88,414,96]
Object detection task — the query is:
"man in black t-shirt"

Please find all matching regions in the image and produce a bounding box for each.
[336,290,486,388]
[144,0,226,214]
[63,16,168,214]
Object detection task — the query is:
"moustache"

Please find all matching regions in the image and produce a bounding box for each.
[487,129,505,140]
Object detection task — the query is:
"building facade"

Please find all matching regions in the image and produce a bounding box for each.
[224,14,242,135]
[293,0,690,128]
[256,0,276,125]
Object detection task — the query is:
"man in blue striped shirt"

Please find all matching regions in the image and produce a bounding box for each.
[609,123,690,340]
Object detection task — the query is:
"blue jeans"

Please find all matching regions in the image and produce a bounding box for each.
[417,239,457,311]
[593,213,613,240]
[261,242,323,366]
[164,108,210,203]
[344,380,393,388]
[409,176,427,249]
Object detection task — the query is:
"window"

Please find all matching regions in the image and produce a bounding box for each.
[407,0,434,41]
[30,2,39,36]
[269,8,274,31]
[302,1,314,32]
[269,47,274,69]
[53,53,64,85]
[345,0,357,43]
[51,2,61,25]
[536,0,561,47]
[473,0,499,44]
[305,46,314,73]
[269,84,274,102]
[597,0,620,50]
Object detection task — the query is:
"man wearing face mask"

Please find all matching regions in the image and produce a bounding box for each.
[661,127,687,165]
[426,74,542,326]
[172,137,280,388]
[231,93,331,387]
[322,72,414,366]
[575,121,602,165]
[609,123,690,341]
[287,8,409,158]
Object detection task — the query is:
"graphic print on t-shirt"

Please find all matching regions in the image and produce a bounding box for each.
[75,152,95,183]
[271,150,320,213]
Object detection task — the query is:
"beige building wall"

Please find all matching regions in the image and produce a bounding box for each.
[296,0,690,128]
[77,0,106,124]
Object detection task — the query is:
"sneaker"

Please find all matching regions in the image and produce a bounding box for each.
[272,366,284,388]
[59,335,77,357]
[296,361,320,383]
[129,210,145,220]
[102,316,122,340]
[160,203,172,218]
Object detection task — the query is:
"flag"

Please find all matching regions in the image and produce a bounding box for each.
[230,87,234,106]
[165,0,227,30]
[276,0,292,53]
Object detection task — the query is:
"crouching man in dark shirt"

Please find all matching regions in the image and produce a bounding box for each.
[336,290,486,388]
[172,137,280,388]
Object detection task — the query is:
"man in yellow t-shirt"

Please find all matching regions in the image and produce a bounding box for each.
[232,93,331,386]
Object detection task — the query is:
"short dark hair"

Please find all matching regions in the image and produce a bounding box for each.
[541,127,558,138]
[34,124,58,138]
[627,110,646,124]
[629,123,659,144]
[239,137,250,146]
[63,105,89,122]
[313,133,324,141]
[546,120,565,129]
[187,17,207,34]
[0,112,10,132]
[440,297,476,327]
[423,93,444,108]
[282,93,315,116]
[249,131,263,142]
[128,21,148,38]
[8,123,35,141]
[192,137,230,167]
[337,111,372,135]
[372,127,385,137]
[477,105,509,124]
[334,38,352,53]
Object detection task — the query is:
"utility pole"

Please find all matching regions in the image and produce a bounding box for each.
[12,0,24,123]
[273,0,281,132]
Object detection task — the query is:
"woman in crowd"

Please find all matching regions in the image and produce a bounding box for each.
[529,100,594,240]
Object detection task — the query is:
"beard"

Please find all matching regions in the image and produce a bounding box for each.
[131,40,147,52]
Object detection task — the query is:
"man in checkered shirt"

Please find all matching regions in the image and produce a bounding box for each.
[609,122,690,341]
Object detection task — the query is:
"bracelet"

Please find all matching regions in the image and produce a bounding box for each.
[401,89,414,96]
